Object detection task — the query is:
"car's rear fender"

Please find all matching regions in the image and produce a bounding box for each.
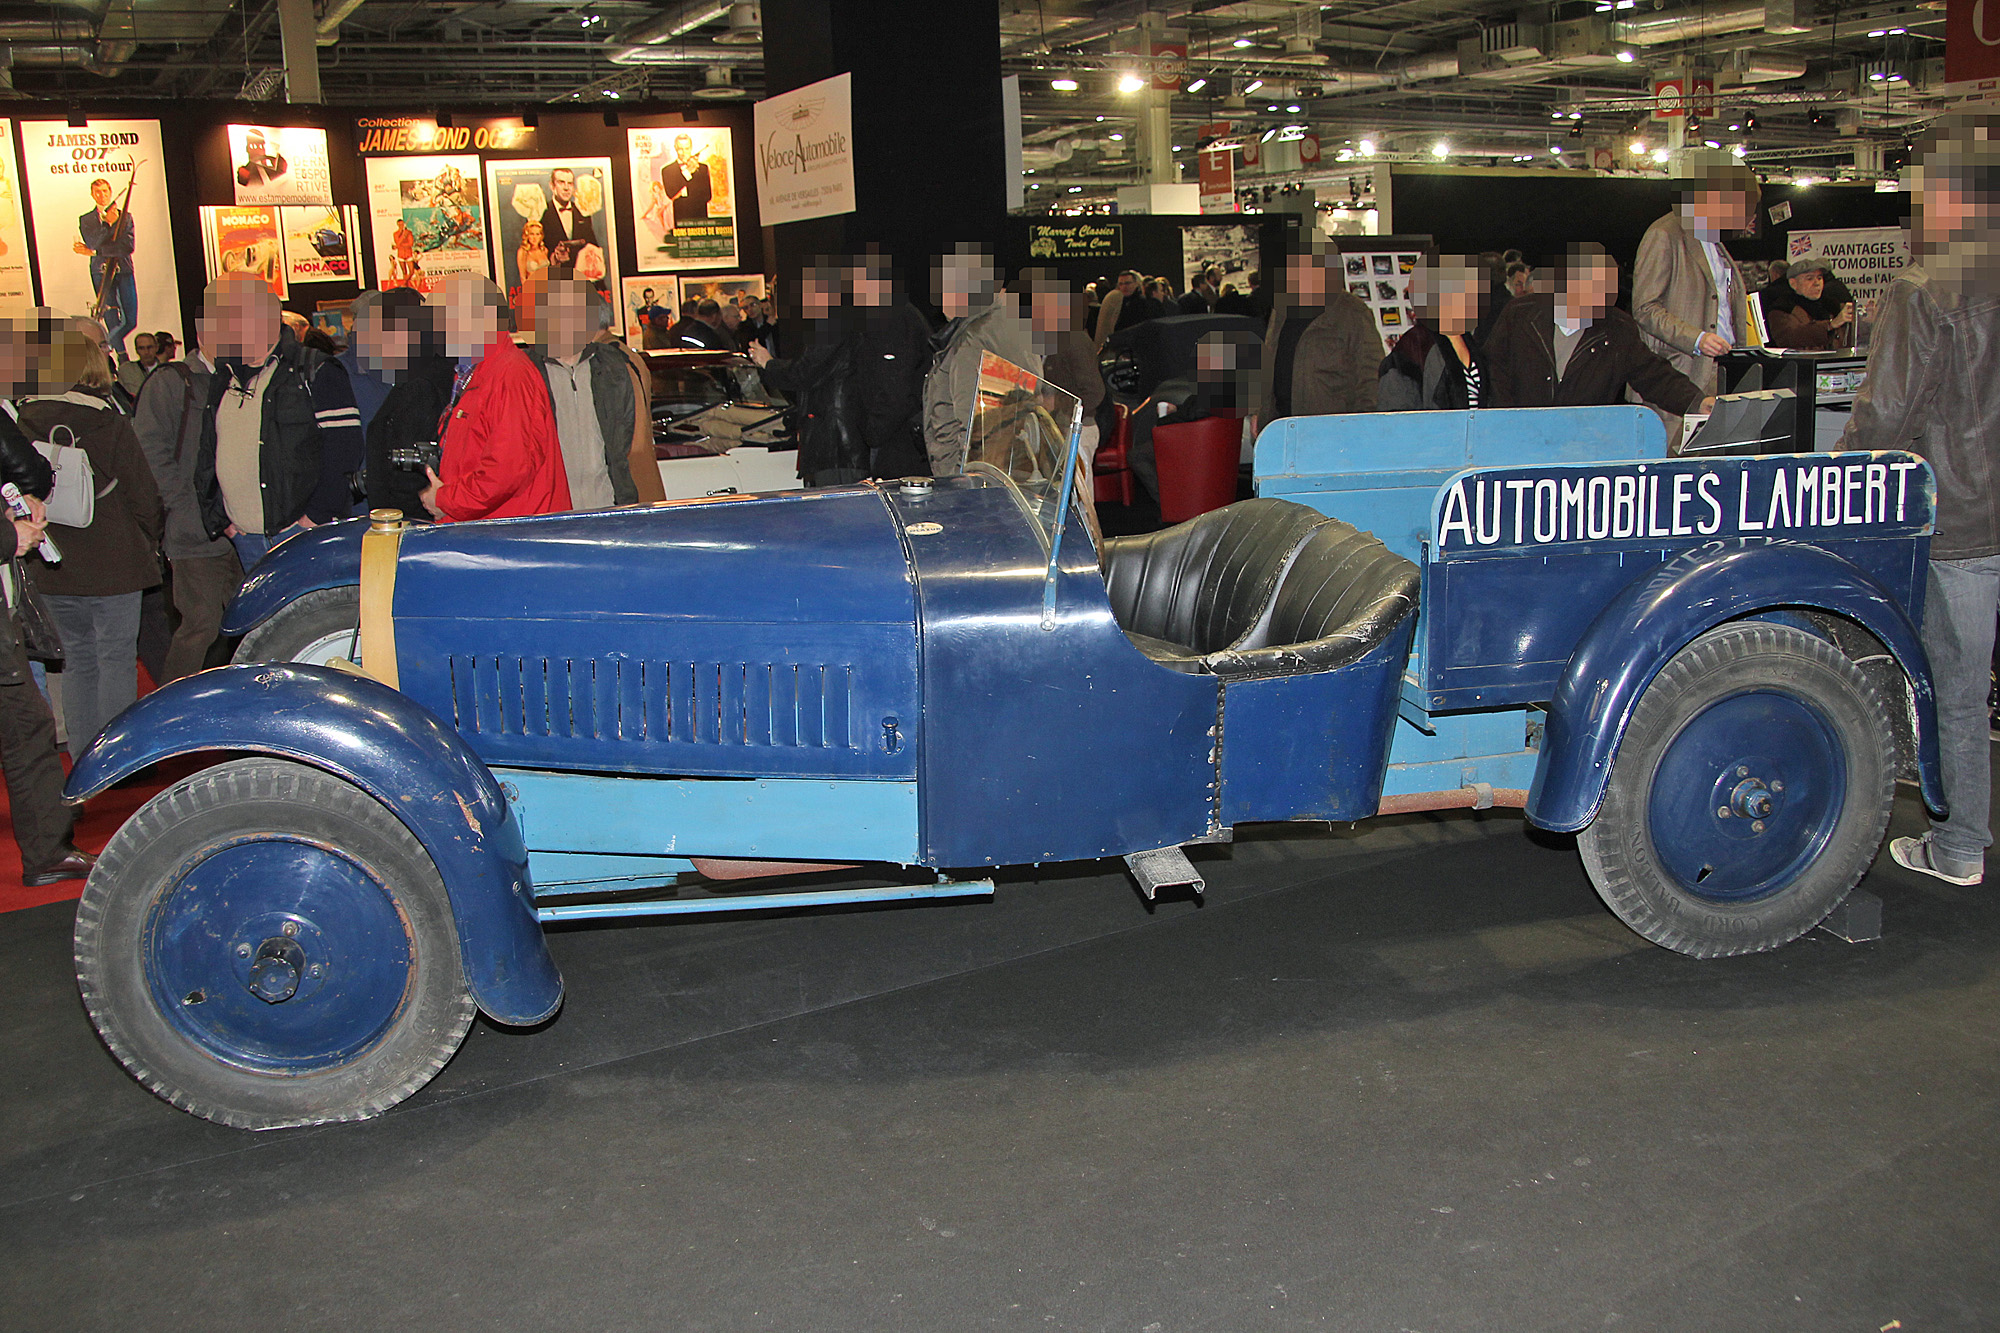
[66,664,561,1026]
[220,518,365,638]
[1528,538,1945,833]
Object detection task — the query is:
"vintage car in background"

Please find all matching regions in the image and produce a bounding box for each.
[642,348,799,500]
[64,360,1943,1130]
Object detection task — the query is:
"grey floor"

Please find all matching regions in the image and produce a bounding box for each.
[2,786,1995,1331]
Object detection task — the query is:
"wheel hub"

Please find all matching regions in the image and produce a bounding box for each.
[247,935,307,1003]
[1729,776,1777,823]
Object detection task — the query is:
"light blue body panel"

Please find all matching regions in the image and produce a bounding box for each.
[495,769,921,886]
[1256,408,1943,824]
[65,665,562,1026]
[220,518,366,636]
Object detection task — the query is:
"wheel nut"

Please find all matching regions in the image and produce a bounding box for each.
[1752,820,1766,832]
[1718,806,1731,818]
[308,964,323,978]
[282,921,299,936]
[1771,781,1784,792]
[236,943,251,957]
[1737,766,1749,777]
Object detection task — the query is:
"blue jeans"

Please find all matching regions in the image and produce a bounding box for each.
[1920,554,2000,873]
[43,591,142,756]
[90,258,138,357]
[229,520,311,575]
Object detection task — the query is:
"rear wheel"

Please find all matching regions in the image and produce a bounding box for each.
[234,585,362,668]
[74,757,473,1129]
[1578,620,1896,958]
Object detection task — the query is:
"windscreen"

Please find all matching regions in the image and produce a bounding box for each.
[964,350,1098,554]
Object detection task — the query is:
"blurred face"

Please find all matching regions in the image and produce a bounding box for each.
[1420,258,1484,335]
[1789,271,1826,301]
[550,170,575,205]
[1559,258,1620,321]
[361,314,420,381]
[936,254,996,319]
[1285,254,1329,303]
[850,264,891,308]
[1920,177,1986,246]
[1029,288,1074,334]
[800,275,837,320]
[0,322,29,396]
[1682,187,1753,232]
[200,276,281,362]
[537,280,593,361]
[133,333,157,365]
[429,275,504,357]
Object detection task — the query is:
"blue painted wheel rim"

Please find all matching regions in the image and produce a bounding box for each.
[1646,689,1848,903]
[144,837,415,1072]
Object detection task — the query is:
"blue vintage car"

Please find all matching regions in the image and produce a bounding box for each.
[64,389,1943,1129]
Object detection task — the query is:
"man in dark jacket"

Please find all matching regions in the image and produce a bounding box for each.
[192,276,365,571]
[133,332,240,681]
[1846,120,2000,885]
[751,261,865,486]
[1483,243,1710,420]
[667,299,733,351]
[363,288,455,522]
[526,280,644,509]
[0,330,90,885]
[1250,242,1379,432]
[846,252,933,478]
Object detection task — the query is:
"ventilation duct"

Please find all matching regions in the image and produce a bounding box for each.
[608,42,764,66]
[619,0,734,47]
[1614,0,1766,46]
[711,3,761,46]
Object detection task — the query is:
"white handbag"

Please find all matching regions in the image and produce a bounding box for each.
[3,398,101,528]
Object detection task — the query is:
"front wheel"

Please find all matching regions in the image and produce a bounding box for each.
[233,584,362,668]
[74,758,474,1129]
[1578,620,1897,958]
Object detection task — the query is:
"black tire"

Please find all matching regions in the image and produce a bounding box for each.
[1577,620,1897,958]
[74,758,474,1130]
[234,585,362,668]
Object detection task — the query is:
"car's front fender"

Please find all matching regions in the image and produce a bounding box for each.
[220,518,366,637]
[1528,538,1945,833]
[67,664,561,1026]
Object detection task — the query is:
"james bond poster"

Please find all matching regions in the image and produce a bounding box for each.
[228,124,334,207]
[484,157,618,334]
[365,153,486,294]
[628,125,738,272]
[21,118,183,358]
[0,122,34,318]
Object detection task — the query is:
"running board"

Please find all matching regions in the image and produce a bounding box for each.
[1124,846,1205,902]
[536,879,994,924]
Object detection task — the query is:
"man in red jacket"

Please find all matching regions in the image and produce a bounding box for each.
[419,275,570,521]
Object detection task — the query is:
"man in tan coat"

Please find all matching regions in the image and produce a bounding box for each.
[1250,242,1379,432]
[1632,155,1764,398]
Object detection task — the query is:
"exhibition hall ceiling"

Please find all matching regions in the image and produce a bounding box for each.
[0,0,1966,182]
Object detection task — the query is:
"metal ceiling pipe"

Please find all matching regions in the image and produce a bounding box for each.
[619,0,733,47]
[1319,52,1460,91]
[1614,0,1766,46]
[1736,51,1809,82]
[607,42,766,66]
[315,0,366,46]
[1002,1,1191,57]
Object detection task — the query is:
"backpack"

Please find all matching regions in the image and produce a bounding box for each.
[1,398,101,527]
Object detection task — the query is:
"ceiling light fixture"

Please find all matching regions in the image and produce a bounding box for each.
[1358,138,1376,155]
[1186,77,1207,92]
[1232,37,1254,48]
[1243,78,1264,94]
[1550,145,1563,155]
[1286,103,1301,113]
[1629,139,1647,154]
[1050,77,1078,91]
[1432,140,1450,157]
[1652,147,1670,164]
[1117,73,1145,93]
[1109,132,1123,141]
[1616,49,1636,62]
[1568,111,1582,120]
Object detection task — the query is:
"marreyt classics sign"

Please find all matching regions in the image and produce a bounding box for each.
[753,71,855,225]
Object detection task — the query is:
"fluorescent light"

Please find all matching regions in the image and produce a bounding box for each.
[1704,139,1720,148]
[1267,105,1280,112]
[1050,77,1078,91]
[1232,37,1254,48]
[1186,77,1207,92]
[1889,26,1906,34]
[1117,73,1145,93]
[1358,138,1376,155]
[1569,111,1582,119]
[1550,145,1563,155]
[1286,103,1301,113]
[1068,185,1083,193]
[1551,110,1566,120]
[1108,132,1123,141]
[1615,49,1636,62]
[1432,140,1450,157]
[1261,127,1278,142]
[1243,78,1264,93]
[1868,28,1886,36]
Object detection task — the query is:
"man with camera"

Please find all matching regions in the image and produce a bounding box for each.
[361,287,456,522]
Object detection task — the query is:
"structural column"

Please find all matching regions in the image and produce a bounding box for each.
[761,0,1005,306]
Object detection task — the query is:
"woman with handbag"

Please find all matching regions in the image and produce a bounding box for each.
[0,321,93,885]
[19,325,162,758]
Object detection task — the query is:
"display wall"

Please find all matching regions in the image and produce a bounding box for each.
[0,102,762,348]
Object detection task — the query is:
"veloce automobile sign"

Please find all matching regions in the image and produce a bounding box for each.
[753,71,856,225]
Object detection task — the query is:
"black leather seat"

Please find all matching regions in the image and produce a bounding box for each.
[1205,521,1421,676]
[1102,498,1327,672]
[1102,498,1420,677]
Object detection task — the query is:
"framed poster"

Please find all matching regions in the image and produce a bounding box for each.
[1180,222,1258,294]
[484,156,618,335]
[20,118,184,355]
[364,154,486,295]
[0,121,34,318]
[621,275,679,349]
[677,272,765,306]
[279,204,360,286]
[628,126,738,272]
[199,205,285,297]
[227,124,333,207]
[313,298,356,342]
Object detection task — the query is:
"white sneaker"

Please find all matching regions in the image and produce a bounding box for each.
[1890,835,1983,886]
